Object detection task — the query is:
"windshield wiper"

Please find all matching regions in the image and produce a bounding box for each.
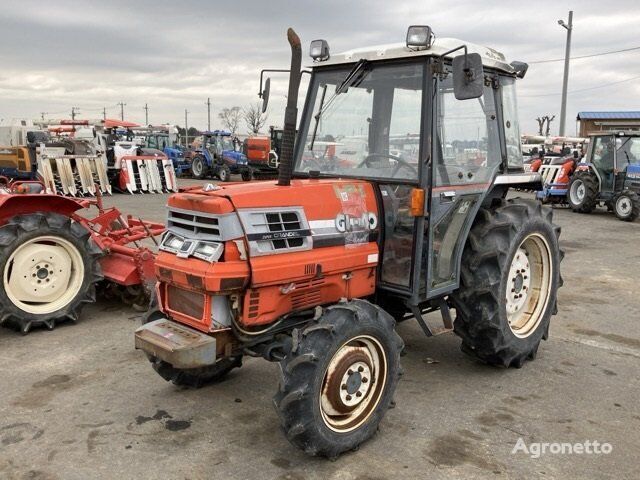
[309,59,370,150]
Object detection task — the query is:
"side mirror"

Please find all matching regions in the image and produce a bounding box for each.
[452,52,484,100]
[261,77,271,113]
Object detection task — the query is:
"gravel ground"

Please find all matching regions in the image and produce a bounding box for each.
[0,180,638,480]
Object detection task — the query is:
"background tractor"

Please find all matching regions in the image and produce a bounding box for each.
[188,130,251,181]
[135,27,562,458]
[567,132,640,221]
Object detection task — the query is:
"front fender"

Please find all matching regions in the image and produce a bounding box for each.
[0,194,83,225]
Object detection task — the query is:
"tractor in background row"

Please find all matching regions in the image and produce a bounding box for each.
[135,126,192,176]
[188,130,251,181]
[0,177,164,334]
[566,132,640,221]
[135,27,562,458]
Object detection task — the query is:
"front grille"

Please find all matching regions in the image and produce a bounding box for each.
[168,209,221,239]
[167,285,205,320]
[540,166,561,185]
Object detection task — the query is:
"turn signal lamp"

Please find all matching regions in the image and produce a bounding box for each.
[410,188,425,216]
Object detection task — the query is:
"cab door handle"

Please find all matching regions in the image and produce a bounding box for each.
[440,190,456,202]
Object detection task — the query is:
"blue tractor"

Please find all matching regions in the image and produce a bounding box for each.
[142,129,191,176]
[567,132,640,221]
[189,130,251,182]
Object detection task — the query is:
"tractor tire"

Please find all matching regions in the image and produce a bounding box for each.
[451,199,562,368]
[218,164,231,182]
[241,169,252,182]
[568,171,599,213]
[0,213,103,334]
[142,301,242,388]
[273,299,403,458]
[190,155,207,179]
[613,190,640,222]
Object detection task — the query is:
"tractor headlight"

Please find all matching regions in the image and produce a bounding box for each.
[406,25,434,50]
[193,241,224,263]
[160,232,185,252]
[310,39,330,61]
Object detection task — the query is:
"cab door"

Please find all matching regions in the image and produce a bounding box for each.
[426,72,503,297]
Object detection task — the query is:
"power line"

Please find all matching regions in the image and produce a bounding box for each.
[530,45,640,64]
[521,73,640,97]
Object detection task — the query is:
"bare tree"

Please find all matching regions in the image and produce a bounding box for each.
[218,107,242,135]
[536,117,545,136]
[243,102,268,135]
[544,115,556,137]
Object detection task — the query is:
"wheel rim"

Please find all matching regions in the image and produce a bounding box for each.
[320,335,387,433]
[616,196,632,217]
[192,159,202,176]
[3,235,84,315]
[505,233,553,338]
[220,169,227,181]
[570,180,585,205]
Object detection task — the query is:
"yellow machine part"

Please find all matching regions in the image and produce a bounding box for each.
[0,146,33,174]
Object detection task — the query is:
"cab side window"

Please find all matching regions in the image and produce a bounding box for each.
[434,75,500,186]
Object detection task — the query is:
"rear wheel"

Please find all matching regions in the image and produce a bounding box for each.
[190,155,206,179]
[274,299,403,458]
[568,171,598,213]
[451,199,562,368]
[241,169,252,182]
[0,213,102,333]
[613,190,640,222]
[218,164,231,182]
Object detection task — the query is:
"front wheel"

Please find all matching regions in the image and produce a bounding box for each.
[451,199,563,368]
[217,164,231,182]
[274,299,403,458]
[241,169,252,182]
[613,190,640,222]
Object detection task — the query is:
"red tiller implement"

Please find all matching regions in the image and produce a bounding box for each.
[0,177,164,333]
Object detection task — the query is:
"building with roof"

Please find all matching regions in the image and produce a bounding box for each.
[576,111,640,137]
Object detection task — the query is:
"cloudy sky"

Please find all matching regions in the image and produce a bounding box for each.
[1,0,638,136]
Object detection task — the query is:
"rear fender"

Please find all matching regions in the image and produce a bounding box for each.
[0,194,83,225]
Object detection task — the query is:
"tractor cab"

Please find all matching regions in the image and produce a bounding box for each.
[287,32,533,307]
[568,132,640,221]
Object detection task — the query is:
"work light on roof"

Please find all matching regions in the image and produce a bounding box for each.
[406,25,434,50]
[310,39,330,61]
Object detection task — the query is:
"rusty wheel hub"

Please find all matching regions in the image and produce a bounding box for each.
[320,335,387,433]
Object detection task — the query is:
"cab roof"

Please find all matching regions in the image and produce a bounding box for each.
[314,37,516,74]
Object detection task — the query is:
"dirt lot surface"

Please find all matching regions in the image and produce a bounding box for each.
[1,180,638,480]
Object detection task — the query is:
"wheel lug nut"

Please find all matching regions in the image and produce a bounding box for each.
[362,377,368,383]
[355,392,362,397]
[341,384,347,390]
[347,369,353,375]
[358,366,364,373]
[49,271,53,275]
[346,395,352,401]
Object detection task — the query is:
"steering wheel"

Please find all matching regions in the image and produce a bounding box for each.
[357,153,417,179]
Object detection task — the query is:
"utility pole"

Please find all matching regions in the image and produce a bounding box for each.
[40,112,48,121]
[71,107,79,121]
[102,107,107,120]
[206,98,211,131]
[143,103,149,125]
[558,10,573,136]
[117,101,126,121]
[184,109,189,146]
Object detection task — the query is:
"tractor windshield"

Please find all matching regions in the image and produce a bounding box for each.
[294,62,424,181]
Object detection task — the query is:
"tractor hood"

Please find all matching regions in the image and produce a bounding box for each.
[169,179,378,218]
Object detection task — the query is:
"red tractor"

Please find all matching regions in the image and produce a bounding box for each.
[135,27,562,457]
[0,178,163,333]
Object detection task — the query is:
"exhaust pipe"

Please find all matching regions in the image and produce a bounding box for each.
[277,28,302,187]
